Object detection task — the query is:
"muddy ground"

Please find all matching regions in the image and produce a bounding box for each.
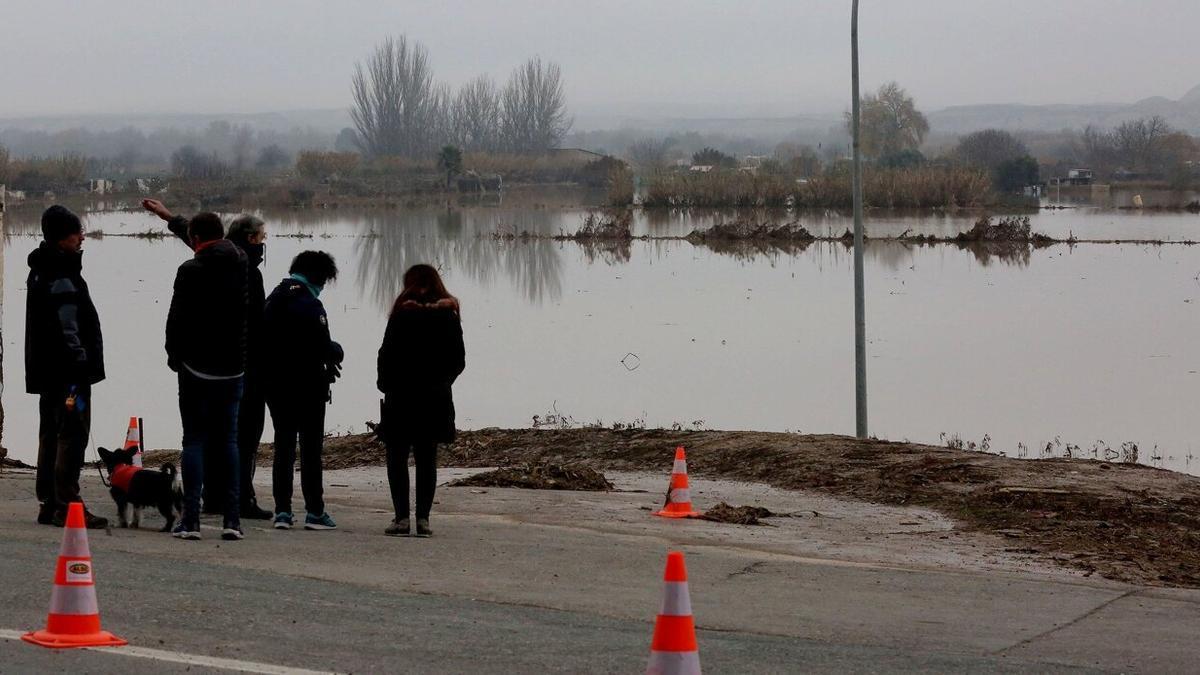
[140,427,1200,588]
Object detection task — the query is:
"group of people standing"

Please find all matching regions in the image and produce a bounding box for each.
[28,203,466,540]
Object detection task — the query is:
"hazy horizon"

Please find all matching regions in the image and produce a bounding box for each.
[2,0,1199,122]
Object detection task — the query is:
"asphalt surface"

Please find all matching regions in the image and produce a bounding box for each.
[2,467,1195,672]
[1,539,1092,674]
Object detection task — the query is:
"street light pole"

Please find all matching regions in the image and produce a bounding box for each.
[850,0,868,438]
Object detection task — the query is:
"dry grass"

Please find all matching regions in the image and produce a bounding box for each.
[643,166,993,209]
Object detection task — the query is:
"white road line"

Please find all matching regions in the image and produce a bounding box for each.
[0,629,334,674]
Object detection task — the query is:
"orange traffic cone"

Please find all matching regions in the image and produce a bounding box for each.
[646,551,701,675]
[655,447,700,518]
[123,417,143,467]
[22,502,127,649]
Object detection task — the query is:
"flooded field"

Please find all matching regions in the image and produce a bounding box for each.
[4,201,1200,475]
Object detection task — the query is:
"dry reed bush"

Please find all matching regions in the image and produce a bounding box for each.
[463,152,585,182]
[359,155,435,175]
[643,171,794,208]
[795,167,992,208]
[644,166,993,209]
[606,162,634,206]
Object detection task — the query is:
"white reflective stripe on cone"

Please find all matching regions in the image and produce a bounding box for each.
[647,650,702,675]
[669,488,690,504]
[672,459,688,473]
[49,584,100,615]
[659,581,692,617]
[60,529,92,557]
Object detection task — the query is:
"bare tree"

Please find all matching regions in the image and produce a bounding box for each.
[428,82,454,151]
[501,57,572,154]
[351,36,440,157]
[231,124,254,172]
[451,75,501,152]
[844,82,929,160]
[1113,116,1171,173]
[626,138,672,169]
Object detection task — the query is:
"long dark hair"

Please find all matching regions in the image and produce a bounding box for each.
[391,264,458,315]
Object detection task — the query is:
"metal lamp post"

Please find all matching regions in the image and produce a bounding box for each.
[850,0,868,438]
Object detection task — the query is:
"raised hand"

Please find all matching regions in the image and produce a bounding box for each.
[141,198,174,221]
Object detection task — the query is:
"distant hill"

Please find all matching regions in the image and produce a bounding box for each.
[928,85,1200,134]
[3,84,1199,140]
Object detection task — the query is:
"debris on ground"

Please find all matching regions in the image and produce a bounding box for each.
[701,502,776,525]
[141,426,1200,588]
[686,221,816,257]
[448,463,614,491]
[685,221,815,242]
[558,210,634,241]
[954,215,1054,244]
[0,446,32,470]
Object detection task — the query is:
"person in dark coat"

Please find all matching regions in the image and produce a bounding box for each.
[262,251,343,531]
[377,264,465,537]
[26,205,108,529]
[165,212,248,541]
[142,199,272,520]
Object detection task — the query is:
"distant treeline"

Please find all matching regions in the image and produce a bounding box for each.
[0,121,334,175]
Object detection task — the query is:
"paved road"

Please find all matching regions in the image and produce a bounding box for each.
[1,467,1194,672]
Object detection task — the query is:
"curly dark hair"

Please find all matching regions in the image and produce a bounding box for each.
[289,250,338,287]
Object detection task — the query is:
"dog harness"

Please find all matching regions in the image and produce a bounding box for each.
[109,464,141,492]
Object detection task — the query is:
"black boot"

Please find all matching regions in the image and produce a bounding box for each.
[37,503,57,525]
[241,498,273,520]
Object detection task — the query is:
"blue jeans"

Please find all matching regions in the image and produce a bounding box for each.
[178,371,243,528]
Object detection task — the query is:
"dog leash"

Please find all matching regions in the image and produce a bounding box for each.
[74,388,113,489]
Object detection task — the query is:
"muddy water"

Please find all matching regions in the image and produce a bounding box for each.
[4,205,1200,476]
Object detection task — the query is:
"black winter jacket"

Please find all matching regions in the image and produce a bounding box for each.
[261,278,343,400]
[377,302,466,443]
[25,244,104,394]
[165,240,248,377]
[167,216,266,379]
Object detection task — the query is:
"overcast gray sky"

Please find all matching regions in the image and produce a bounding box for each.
[2,0,1198,119]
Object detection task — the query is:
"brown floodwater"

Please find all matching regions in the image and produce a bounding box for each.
[3,203,1200,475]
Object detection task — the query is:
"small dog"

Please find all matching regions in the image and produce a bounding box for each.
[97,446,182,532]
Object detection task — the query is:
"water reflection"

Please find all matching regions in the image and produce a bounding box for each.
[351,209,564,309]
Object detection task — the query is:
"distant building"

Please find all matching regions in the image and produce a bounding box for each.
[89,179,115,195]
[689,165,714,173]
[741,155,768,168]
[1066,168,1093,185]
[548,148,607,164]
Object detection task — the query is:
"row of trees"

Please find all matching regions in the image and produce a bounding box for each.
[1078,116,1197,179]
[0,147,88,192]
[170,143,292,180]
[350,36,571,158]
[0,121,328,175]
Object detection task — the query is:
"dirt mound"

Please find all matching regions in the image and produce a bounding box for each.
[701,502,776,525]
[147,426,1200,587]
[448,463,613,491]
